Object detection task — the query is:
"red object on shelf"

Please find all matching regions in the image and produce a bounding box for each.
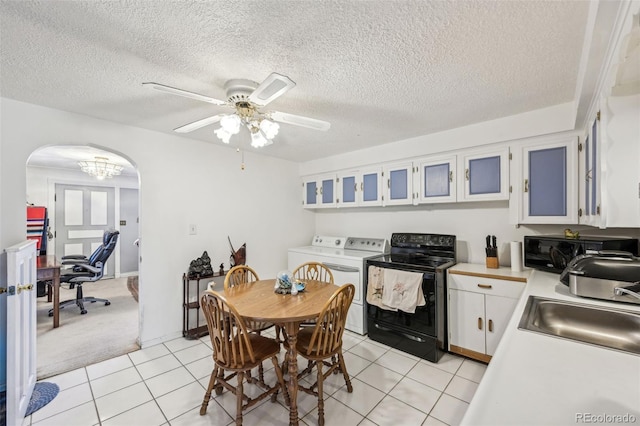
[27,206,48,253]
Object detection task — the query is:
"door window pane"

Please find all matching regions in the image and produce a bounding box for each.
[90,191,108,225]
[64,190,83,226]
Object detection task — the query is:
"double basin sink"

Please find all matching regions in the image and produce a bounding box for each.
[518,296,640,356]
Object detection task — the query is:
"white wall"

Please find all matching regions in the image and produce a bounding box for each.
[0,98,315,388]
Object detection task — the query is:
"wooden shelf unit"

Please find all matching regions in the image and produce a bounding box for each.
[182,271,226,339]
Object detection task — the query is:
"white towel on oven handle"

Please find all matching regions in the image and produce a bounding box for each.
[366,266,397,312]
[381,268,425,313]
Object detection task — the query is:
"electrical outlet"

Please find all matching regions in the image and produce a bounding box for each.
[189,224,197,235]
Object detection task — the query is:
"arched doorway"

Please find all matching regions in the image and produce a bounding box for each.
[27,144,141,379]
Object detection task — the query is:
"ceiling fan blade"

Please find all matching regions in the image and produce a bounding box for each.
[270,111,331,131]
[143,82,227,105]
[248,73,296,106]
[174,115,224,133]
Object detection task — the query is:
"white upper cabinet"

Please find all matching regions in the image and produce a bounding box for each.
[414,155,457,204]
[302,173,337,208]
[516,136,578,224]
[578,114,601,225]
[382,161,414,206]
[359,166,384,207]
[458,147,510,202]
[592,94,640,228]
[336,169,359,208]
[336,167,383,207]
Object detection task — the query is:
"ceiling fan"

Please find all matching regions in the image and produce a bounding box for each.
[143,72,330,148]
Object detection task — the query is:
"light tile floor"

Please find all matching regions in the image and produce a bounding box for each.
[23,330,487,426]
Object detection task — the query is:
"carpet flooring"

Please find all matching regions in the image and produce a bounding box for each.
[36,276,140,380]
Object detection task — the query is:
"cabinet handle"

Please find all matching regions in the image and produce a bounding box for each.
[465,168,470,181]
[354,183,358,192]
[478,317,483,330]
[477,284,492,289]
[586,170,592,181]
[360,182,363,191]
[387,178,390,189]
[524,179,529,193]
[320,187,323,195]
[449,171,453,182]
[488,319,494,332]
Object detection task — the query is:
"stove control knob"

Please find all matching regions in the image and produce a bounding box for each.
[335,239,341,246]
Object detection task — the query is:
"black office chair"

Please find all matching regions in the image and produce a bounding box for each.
[49,229,120,315]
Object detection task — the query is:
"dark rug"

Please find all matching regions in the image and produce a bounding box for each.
[127,275,139,302]
[1,390,5,426]
[26,382,59,416]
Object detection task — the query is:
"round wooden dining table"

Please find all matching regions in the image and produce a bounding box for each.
[222,279,338,426]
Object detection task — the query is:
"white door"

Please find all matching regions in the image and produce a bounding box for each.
[485,294,518,356]
[449,289,486,354]
[55,184,116,276]
[5,240,38,426]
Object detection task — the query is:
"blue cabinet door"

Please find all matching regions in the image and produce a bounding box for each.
[469,156,501,195]
[460,148,509,201]
[417,155,456,203]
[321,177,334,205]
[341,175,357,204]
[305,181,317,205]
[528,147,567,217]
[383,162,413,205]
[360,167,383,206]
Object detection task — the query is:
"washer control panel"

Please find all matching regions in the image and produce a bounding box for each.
[311,235,348,248]
[345,237,390,253]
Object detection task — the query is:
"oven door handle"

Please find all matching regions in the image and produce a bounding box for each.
[322,263,360,273]
[373,323,426,343]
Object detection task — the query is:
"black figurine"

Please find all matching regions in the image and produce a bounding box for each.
[219,263,224,276]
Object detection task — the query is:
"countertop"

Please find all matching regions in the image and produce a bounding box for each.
[461,268,640,425]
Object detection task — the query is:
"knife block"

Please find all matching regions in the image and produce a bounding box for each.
[486,256,499,269]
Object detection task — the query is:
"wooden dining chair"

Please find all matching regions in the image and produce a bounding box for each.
[291,261,334,284]
[292,261,335,328]
[223,265,278,382]
[295,283,355,426]
[199,291,288,425]
[224,264,260,289]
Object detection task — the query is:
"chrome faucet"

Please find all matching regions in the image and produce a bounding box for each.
[614,282,640,300]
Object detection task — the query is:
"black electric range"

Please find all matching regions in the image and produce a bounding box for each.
[365,233,456,362]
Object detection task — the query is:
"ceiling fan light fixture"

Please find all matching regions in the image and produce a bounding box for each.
[78,156,123,180]
[215,127,232,144]
[259,119,279,139]
[250,129,273,148]
[220,114,241,134]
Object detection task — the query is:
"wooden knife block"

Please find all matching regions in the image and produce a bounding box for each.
[486,256,499,269]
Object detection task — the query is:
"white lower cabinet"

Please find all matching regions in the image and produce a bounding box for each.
[447,269,526,363]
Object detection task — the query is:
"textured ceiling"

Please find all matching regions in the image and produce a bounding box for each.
[1,0,592,164]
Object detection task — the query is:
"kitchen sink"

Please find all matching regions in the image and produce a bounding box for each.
[518,296,640,355]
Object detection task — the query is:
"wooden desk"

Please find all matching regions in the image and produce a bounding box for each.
[37,256,62,328]
[223,279,337,426]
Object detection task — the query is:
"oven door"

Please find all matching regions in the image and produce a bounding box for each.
[366,265,437,336]
[365,261,447,362]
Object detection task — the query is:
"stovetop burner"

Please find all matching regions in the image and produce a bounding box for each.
[366,232,456,271]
